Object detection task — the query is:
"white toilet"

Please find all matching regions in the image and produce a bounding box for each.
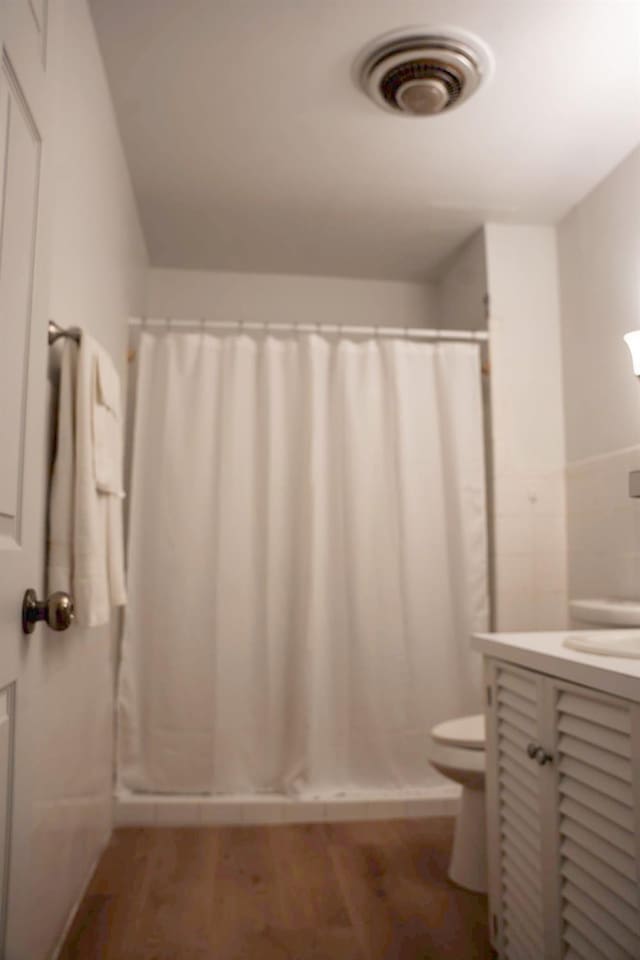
[428,713,487,893]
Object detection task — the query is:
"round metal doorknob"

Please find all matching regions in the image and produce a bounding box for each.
[22,589,75,634]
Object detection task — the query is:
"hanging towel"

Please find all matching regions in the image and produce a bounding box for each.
[48,333,127,627]
[48,340,77,598]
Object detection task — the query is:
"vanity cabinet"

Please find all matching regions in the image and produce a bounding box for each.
[485,659,640,960]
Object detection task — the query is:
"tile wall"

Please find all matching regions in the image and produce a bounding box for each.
[567,447,640,604]
[485,225,569,632]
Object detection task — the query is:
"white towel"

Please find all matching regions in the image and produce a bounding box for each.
[48,340,77,597]
[48,333,126,627]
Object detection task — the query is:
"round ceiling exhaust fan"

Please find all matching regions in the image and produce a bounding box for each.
[356,27,493,116]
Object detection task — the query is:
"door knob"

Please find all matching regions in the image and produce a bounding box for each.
[22,589,74,634]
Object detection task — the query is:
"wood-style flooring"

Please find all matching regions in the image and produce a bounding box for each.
[58,817,493,960]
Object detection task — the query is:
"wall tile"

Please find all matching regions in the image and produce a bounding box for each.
[566,445,640,602]
[405,795,460,818]
[362,800,406,821]
[199,803,244,826]
[324,802,371,822]
[155,800,202,827]
[486,227,568,632]
[113,788,463,830]
[242,803,285,825]
[114,801,156,827]
[494,515,532,556]
[531,592,569,631]
[533,551,568,594]
[532,514,567,556]
[280,802,325,824]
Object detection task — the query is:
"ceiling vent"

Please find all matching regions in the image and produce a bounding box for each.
[357,29,492,116]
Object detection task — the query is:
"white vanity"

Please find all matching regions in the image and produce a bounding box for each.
[472,629,640,960]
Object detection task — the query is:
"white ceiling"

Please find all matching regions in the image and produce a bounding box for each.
[89,0,640,282]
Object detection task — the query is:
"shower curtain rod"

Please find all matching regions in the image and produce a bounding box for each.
[129,317,489,343]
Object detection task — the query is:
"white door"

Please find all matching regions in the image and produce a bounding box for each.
[485,661,561,960]
[0,0,55,954]
[549,680,640,960]
[487,663,640,960]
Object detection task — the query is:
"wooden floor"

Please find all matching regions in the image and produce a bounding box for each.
[58,817,493,960]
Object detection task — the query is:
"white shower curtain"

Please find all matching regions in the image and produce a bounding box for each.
[118,330,489,797]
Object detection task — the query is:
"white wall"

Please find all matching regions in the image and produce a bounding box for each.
[433,230,488,332]
[485,225,568,631]
[146,268,437,329]
[560,147,640,463]
[12,1,147,957]
[558,147,640,604]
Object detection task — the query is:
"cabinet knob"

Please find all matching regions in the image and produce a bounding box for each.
[526,742,553,766]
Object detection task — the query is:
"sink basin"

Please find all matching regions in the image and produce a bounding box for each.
[569,598,640,627]
[564,630,640,658]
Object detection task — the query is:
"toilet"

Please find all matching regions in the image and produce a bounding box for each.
[428,713,487,893]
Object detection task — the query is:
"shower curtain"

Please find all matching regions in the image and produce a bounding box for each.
[118,330,489,796]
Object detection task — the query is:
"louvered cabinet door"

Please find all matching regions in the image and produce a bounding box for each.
[486,662,553,959]
[548,681,640,960]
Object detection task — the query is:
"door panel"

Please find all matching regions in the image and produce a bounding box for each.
[487,662,546,960]
[549,681,640,960]
[0,688,13,951]
[0,59,41,547]
[6,0,48,103]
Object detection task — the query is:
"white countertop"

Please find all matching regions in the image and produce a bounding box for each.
[472,629,640,702]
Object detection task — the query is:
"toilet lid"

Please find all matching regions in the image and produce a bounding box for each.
[431,713,485,750]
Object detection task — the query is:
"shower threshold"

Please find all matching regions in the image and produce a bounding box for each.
[114,783,460,828]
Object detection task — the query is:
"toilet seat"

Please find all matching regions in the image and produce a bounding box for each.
[431,713,485,750]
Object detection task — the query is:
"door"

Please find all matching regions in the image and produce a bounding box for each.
[0,0,52,954]
[485,661,560,960]
[487,661,640,960]
[548,680,640,960]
